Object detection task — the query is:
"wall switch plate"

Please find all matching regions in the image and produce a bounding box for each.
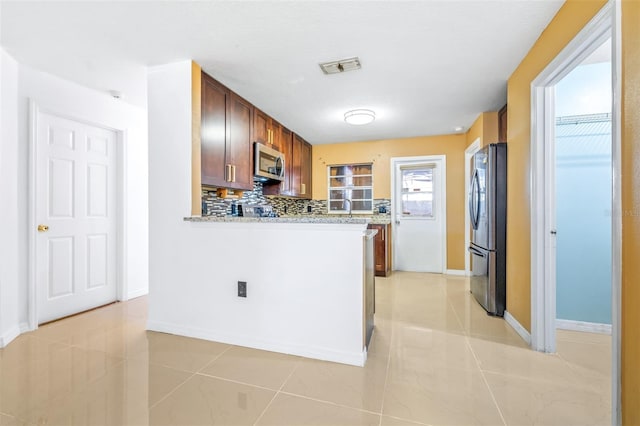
[238,281,247,297]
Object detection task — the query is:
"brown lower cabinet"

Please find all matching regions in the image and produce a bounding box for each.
[368,223,391,277]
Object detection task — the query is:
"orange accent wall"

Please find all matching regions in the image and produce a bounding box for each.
[191,61,202,216]
[621,1,640,423]
[466,112,499,148]
[312,134,467,270]
[505,0,607,332]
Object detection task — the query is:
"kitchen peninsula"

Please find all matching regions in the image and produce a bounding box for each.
[148,214,376,366]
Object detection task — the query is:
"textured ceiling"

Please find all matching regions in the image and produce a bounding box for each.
[0,0,564,144]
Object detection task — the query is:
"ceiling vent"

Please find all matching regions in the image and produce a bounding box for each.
[319,57,361,75]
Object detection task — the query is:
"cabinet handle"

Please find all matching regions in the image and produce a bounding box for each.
[301,183,306,195]
[226,164,232,182]
[232,165,236,182]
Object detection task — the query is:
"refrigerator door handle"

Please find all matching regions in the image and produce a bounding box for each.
[469,169,480,230]
[468,245,486,257]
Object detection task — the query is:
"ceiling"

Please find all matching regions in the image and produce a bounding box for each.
[0,1,564,145]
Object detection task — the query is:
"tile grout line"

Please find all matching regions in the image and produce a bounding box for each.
[446,291,469,338]
[148,345,233,411]
[447,281,508,426]
[463,329,508,426]
[252,358,303,426]
[377,315,395,426]
[381,414,434,426]
[276,390,382,417]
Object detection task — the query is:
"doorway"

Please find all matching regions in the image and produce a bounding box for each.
[555,45,612,334]
[391,156,446,273]
[29,105,121,325]
[530,2,620,424]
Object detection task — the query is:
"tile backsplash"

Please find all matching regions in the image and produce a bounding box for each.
[201,182,391,217]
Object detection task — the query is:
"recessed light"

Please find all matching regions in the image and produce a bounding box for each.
[344,109,375,125]
[454,126,465,132]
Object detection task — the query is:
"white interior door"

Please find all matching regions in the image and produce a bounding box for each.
[393,157,446,272]
[36,112,117,324]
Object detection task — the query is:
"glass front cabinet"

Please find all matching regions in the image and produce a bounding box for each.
[327,163,373,214]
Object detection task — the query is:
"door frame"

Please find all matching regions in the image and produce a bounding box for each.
[530,2,620,424]
[464,138,481,275]
[390,155,447,274]
[27,101,127,330]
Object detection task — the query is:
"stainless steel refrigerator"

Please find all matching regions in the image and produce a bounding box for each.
[468,143,507,316]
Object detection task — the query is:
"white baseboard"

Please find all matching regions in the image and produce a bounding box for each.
[146,320,367,367]
[504,310,531,345]
[0,325,21,348]
[445,269,466,276]
[556,319,612,335]
[125,288,149,300]
[20,322,33,333]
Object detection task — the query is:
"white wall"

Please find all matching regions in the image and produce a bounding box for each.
[147,62,367,365]
[0,48,21,346]
[0,50,149,345]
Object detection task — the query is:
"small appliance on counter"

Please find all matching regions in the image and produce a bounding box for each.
[240,204,278,218]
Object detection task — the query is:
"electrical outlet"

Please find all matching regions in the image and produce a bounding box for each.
[238,281,247,298]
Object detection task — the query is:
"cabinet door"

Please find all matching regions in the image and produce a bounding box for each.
[290,133,303,197]
[300,140,312,197]
[262,126,292,196]
[280,127,293,195]
[270,120,283,152]
[228,92,253,190]
[368,224,388,276]
[253,108,269,145]
[290,134,312,198]
[201,73,229,187]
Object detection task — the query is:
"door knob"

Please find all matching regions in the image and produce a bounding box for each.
[37,224,49,232]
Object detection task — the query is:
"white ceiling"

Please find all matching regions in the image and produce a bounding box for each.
[0,0,564,145]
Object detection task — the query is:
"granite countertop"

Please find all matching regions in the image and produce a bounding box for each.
[184,215,371,224]
[185,214,392,225]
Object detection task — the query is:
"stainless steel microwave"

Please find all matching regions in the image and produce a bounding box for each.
[254,142,285,182]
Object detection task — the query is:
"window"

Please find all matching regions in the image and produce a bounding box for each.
[328,163,373,214]
[400,165,434,218]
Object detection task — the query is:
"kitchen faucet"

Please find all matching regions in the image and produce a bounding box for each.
[343,199,352,217]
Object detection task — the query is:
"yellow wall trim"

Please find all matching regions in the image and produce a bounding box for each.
[191,61,202,216]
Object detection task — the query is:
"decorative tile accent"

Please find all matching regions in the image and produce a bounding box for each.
[200,183,391,220]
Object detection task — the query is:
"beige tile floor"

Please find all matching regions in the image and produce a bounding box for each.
[0,272,611,425]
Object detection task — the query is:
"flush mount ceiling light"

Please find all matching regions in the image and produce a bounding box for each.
[454,126,465,132]
[344,109,376,125]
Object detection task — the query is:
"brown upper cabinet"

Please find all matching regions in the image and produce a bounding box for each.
[290,134,312,198]
[200,69,312,195]
[263,131,312,199]
[201,72,253,190]
[254,108,285,152]
[253,108,270,146]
